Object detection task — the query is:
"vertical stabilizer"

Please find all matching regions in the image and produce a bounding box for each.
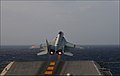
[37,39,49,55]
[46,39,49,51]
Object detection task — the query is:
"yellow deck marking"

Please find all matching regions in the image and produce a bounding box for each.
[50,62,55,66]
[44,61,56,75]
[44,71,53,75]
[47,66,54,70]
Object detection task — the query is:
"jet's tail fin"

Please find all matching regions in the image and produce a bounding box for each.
[46,39,49,51]
[64,52,73,56]
[37,39,49,56]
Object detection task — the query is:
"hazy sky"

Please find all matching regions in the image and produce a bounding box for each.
[1,1,119,45]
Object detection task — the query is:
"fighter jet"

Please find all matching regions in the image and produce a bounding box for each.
[31,31,79,56]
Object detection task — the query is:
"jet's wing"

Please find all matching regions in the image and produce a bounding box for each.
[65,42,76,48]
[63,42,74,56]
[29,44,48,55]
[62,37,84,49]
[37,50,47,55]
[62,37,75,48]
[64,52,73,56]
[64,42,84,56]
[65,42,84,49]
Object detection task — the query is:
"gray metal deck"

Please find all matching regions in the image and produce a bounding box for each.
[5,61,45,75]
[0,61,112,76]
[60,61,102,75]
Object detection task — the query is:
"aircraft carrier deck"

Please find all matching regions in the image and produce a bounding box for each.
[0,60,112,76]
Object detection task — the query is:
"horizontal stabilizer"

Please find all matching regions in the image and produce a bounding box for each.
[64,52,73,56]
[37,51,47,55]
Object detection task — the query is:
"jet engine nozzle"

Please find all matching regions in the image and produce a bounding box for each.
[56,49,63,55]
[49,49,55,55]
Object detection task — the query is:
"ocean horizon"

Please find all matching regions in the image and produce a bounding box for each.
[0,45,120,75]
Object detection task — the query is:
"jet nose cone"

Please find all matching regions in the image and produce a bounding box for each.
[58,31,63,35]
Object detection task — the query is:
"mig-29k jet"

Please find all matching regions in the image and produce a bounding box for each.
[30,31,81,56]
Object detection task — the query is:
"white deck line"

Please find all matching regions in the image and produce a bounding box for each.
[0,61,14,76]
[92,61,101,75]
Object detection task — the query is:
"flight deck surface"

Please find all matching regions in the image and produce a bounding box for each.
[0,61,112,76]
[5,61,45,75]
[60,61,101,75]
